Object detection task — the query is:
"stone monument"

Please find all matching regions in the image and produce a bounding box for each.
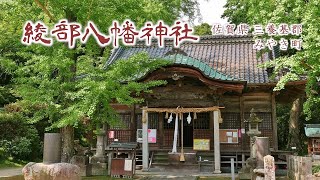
[90,126,107,175]
[239,109,263,179]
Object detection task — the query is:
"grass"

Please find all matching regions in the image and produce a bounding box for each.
[0,159,24,169]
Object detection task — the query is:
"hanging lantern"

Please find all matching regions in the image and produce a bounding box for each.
[193,112,197,119]
[187,112,192,124]
[168,113,173,123]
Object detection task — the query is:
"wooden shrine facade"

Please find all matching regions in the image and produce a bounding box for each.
[106,66,277,152]
[103,36,307,167]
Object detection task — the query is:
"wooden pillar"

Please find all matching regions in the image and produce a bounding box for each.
[159,112,164,149]
[271,92,278,150]
[142,109,149,171]
[240,96,245,151]
[131,105,136,142]
[210,112,214,150]
[213,110,221,173]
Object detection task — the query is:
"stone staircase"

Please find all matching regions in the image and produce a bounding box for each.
[152,151,170,166]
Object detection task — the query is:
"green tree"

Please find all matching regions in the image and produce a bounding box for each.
[0,0,200,162]
[194,23,212,35]
[223,0,320,152]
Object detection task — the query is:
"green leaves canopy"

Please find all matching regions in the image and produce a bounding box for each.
[0,0,199,128]
[223,0,320,120]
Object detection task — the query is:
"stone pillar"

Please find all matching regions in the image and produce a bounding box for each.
[213,111,221,173]
[43,133,61,164]
[91,128,106,162]
[90,127,107,176]
[95,134,105,157]
[256,137,270,169]
[142,109,149,171]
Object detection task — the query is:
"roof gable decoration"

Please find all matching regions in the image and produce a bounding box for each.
[163,54,237,82]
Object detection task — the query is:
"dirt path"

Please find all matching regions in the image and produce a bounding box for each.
[0,167,23,178]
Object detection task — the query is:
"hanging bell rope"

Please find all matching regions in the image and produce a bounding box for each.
[193,112,197,120]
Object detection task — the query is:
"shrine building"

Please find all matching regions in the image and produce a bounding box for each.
[104,35,305,172]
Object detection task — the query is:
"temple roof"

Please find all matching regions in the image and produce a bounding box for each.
[106,35,274,84]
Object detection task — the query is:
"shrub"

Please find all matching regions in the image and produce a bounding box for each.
[0,112,41,161]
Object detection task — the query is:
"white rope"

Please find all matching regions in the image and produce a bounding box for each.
[172,114,178,153]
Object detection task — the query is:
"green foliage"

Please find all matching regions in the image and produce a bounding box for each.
[194,23,212,36]
[276,104,308,154]
[0,113,41,161]
[313,165,320,174]
[0,0,199,130]
[223,0,320,121]
[0,86,15,106]
[276,104,290,150]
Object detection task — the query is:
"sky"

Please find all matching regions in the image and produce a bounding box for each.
[195,0,229,25]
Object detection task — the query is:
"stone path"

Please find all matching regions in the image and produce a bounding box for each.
[0,167,23,178]
[140,175,198,180]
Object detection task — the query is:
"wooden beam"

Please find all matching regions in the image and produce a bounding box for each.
[272,92,278,150]
[131,105,136,142]
[142,108,149,171]
[159,112,164,149]
[141,106,224,113]
[140,67,245,92]
[240,96,245,151]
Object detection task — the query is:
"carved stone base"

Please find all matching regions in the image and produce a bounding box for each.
[213,170,222,174]
[70,155,90,176]
[90,163,107,176]
[90,156,107,163]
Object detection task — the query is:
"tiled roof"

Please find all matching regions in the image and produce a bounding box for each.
[106,35,273,84]
[164,54,235,81]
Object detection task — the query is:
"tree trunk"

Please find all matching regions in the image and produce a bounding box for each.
[61,125,74,162]
[60,10,77,163]
[288,98,302,152]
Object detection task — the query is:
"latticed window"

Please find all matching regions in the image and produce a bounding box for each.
[136,113,159,129]
[148,113,159,129]
[110,114,131,129]
[221,113,241,129]
[194,113,210,129]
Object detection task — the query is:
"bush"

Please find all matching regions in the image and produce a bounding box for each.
[0,112,41,161]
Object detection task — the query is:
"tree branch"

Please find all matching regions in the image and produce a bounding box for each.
[34,0,55,22]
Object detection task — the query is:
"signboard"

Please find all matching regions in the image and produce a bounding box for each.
[136,129,157,143]
[124,159,132,171]
[108,131,114,139]
[148,129,157,143]
[193,139,210,151]
[220,129,239,144]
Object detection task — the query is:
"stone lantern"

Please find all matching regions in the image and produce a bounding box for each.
[239,109,263,179]
[245,109,262,138]
[245,108,263,158]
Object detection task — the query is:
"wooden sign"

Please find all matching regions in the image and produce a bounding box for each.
[219,129,239,144]
[193,139,210,151]
[124,159,132,171]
